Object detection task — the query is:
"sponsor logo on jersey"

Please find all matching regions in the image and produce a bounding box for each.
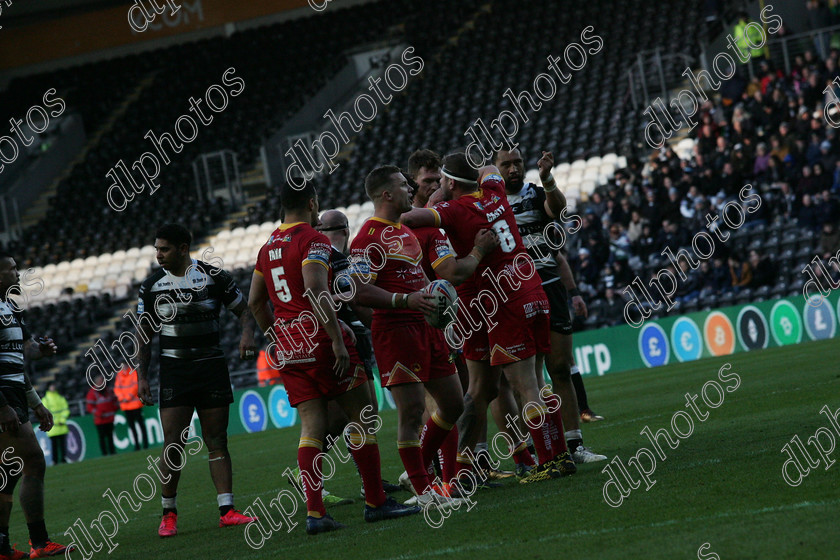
[473,201,485,211]
[485,206,505,222]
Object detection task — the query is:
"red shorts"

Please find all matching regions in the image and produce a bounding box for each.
[271,328,366,407]
[454,286,550,366]
[371,320,456,387]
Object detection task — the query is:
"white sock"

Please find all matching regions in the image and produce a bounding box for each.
[475,442,488,453]
[217,493,233,507]
[162,496,177,510]
[570,365,580,375]
[565,429,583,443]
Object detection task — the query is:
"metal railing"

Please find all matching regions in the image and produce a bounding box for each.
[700,23,840,80]
[624,48,697,110]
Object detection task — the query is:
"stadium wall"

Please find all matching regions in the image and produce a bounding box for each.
[42,292,838,464]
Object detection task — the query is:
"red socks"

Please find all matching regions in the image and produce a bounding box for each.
[438,425,459,484]
[524,405,554,464]
[347,432,387,508]
[398,440,431,495]
[298,437,326,518]
[543,392,568,455]
[420,412,455,479]
[512,441,536,466]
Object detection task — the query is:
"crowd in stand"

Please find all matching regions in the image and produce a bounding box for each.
[568,45,840,327]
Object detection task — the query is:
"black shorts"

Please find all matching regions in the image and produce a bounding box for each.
[350,326,376,380]
[159,357,234,409]
[0,382,29,425]
[544,280,573,336]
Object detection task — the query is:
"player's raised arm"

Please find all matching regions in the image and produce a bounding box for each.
[538,151,566,218]
[301,261,349,375]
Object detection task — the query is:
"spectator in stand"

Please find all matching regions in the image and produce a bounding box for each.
[776,182,798,219]
[816,189,840,225]
[728,254,753,291]
[635,222,658,262]
[626,210,647,243]
[86,375,119,456]
[798,193,820,229]
[748,250,776,288]
[662,187,683,224]
[576,248,599,290]
[675,260,702,303]
[814,162,832,192]
[712,258,732,293]
[820,222,840,258]
[114,364,147,451]
[754,143,772,179]
[42,384,70,464]
[600,286,624,327]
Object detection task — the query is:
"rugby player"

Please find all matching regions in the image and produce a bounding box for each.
[555,250,604,423]
[406,151,518,485]
[0,253,72,558]
[349,166,475,507]
[248,183,419,534]
[315,209,401,499]
[401,152,576,484]
[136,224,257,537]
[493,148,606,463]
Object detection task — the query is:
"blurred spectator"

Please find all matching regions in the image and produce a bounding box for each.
[115,365,147,451]
[600,286,624,326]
[798,194,820,229]
[820,222,840,257]
[816,189,840,224]
[728,254,753,290]
[42,384,69,464]
[626,211,648,243]
[748,250,775,288]
[257,349,281,386]
[576,248,599,289]
[86,375,119,456]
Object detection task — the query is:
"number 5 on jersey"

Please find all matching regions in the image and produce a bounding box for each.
[271,267,292,302]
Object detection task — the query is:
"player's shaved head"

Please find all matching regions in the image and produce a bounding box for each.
[319,209,348,230]
[365,165,403,199]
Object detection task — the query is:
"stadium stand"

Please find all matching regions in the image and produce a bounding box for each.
[6,0,840,409]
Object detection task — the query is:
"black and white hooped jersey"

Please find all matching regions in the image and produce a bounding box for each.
[506,182,560,284]
[0,299,29,385]
[138,259,244,361]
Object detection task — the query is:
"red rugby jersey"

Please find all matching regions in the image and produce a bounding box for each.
[349,217,428,327]
[255,222,332,324]
[430,172,541,294]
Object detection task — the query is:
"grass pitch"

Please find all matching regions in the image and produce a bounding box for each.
[29,339,840,560]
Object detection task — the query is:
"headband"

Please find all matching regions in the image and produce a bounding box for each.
[441,166,477,185]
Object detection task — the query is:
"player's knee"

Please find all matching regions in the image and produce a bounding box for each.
[399,402,426,430]
[20,446,45,477]
[549,358,572,381]
[203,433,228,454]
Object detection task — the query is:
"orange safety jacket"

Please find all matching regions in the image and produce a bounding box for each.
[257,350,281,386]
[114,367,143,411]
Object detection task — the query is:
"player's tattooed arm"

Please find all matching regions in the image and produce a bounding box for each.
[231,299,257,360]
